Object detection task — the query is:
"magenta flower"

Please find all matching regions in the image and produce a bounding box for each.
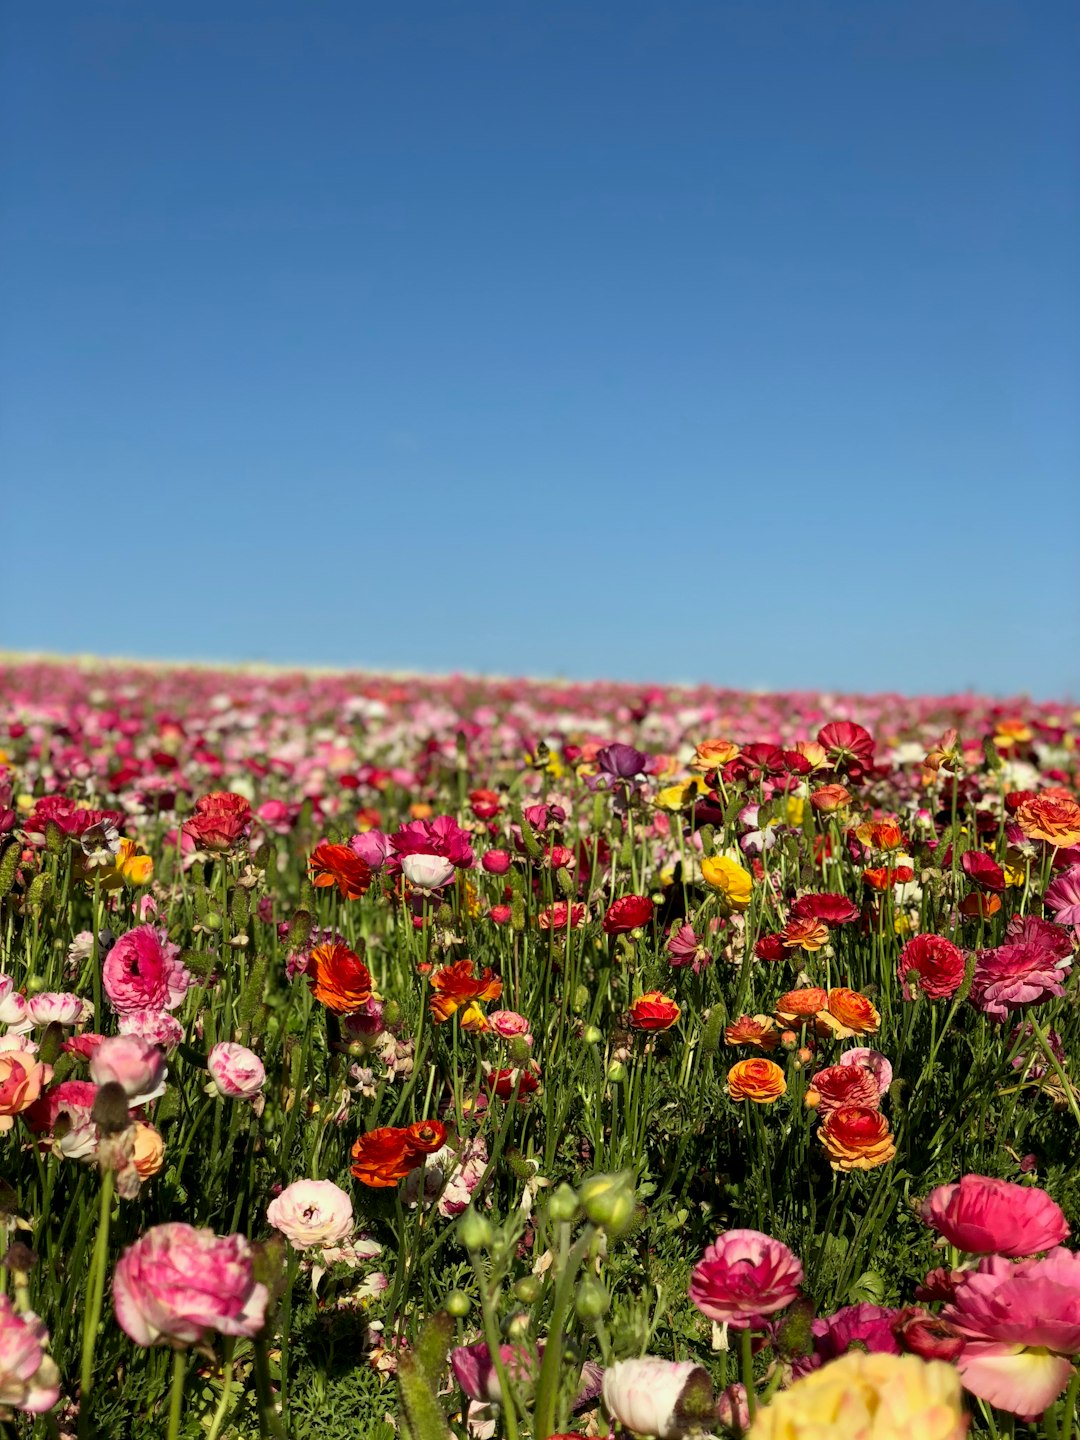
[944,1248,1080,1418]
[103,927,192,1014]
[348,830,391,871]
[666,923,712,972]
[970,926,1072,1022]
[451,1340,540,1403]
[113,1223,268,1348]
[808,1303,902,1366]
[922,1175,1069,1257]
[389,816,474,870]
[1044,865,1080,934]
[689,1229,804,1328]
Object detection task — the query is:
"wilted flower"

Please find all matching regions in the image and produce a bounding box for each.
[0,1295,60,1414]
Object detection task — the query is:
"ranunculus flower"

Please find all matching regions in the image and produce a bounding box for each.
[804,1064,881,1115]
[25,1079,99,1160]
[820,988,880,1038]
[666,922,712,971]
[267,1179,353,1250]
[118,1009,184,1050]
[89,1035,168,1106]
[782,917,830,952]
[700,855,753,910]
[602,894,655,934]
[596,742,649,779]
[921,1175,1069,1257]
[404,1137,488,1217]
[350,1120,447,1188]
[819,1107,896,1171]
[102,927,192,1014]
[207,1042,266,1099]
[537,901,587,930]
[689,1229,803,1328]
[348,830,392,871]
[26,992,86,1027]
[390,815,475,870]
[838,1048,893,1096]
[0,1294,61,1414]
[305,942,373,1015]
[131,1122,165,1180]
[401,853,456,891]
[113,1223,268,1348]
[724,1015,780,1050]
[893,1307,966,1363]
[817,720,876,771]
[0,1051,50,1131]
[809,784,852,813]
[628,991,680,1031]
[1016,793,1080,847]
[182,791,252,852]
[308,842,372,900]
[970,929,1072,1021]
[727,1058,787,1104]
[961,849,1006,892]
[944,1247,1080,1418]
[788,893,860,926]
[747,1350,966,1439]
[602,1357,715,1440]
[774,989,828,1027]
[486,1011,532,1043]
[428,959,502,1023]
[481,849,512,875]
[451,1340,541,1405]
[809,1303,901,1367]
[0,978,31,1032]
[897,934,967,1001]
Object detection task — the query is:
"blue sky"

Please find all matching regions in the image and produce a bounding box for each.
[2,1,1078,697]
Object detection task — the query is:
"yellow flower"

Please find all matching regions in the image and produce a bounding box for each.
[99,839,154,889]
[655,779,707,811]
[785,796,806,827]
[700,855,753,911]
[748,1351,967,1440]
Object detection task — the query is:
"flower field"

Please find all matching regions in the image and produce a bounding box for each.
[1,658,1079,1439]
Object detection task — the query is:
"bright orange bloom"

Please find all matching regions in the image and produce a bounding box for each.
[781,917,830,952]
[628,991,681,1032]
[855,819,905,852]
[405,1118,447,1155]
[724,1014,780,1050]
[350,1119,448,1187]
[727,1058,787,1104]
[818,1106,896,1171]
[809,785,851,813]
[959,892,1002,919]
[690,738,741,771]
[820,987,880,1039]
[862,865,914,891]
[774,988,829,1027]
[308,842,372,900]
[1016,793,1080,847]
[429,959,502,1023]
[306,942,373,1014]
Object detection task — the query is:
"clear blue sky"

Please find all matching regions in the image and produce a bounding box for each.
[3,1,1078,697]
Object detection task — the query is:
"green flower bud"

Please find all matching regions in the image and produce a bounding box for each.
[583,1025,604,1046]
[445,1289,471,1318]
[574,1275,609,1321]
[606,1061,628,1084]
[547,1183,581,1223]
[578,1171,637,1237]
[513,1275,543,1304]
[458,1209,495,1252]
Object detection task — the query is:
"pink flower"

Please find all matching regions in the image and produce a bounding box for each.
[25,1080,99,1160]
[487,1011,532,1044]
[103,927,192,1014]
[267,1180,353,1250]
[921,1175,1069,1257]
[804,1064,882,1115]
[118,1009,184,1051]
[451,1340,540,1403]
[0,1295,60,1414]
[807,1303,901,1368]
[404,1138,488,1217]
[970,933,1072,1022]
[1044,865,1080,934]
[837,1047,893,1096]
[89,1036,167,1106]
[944,1248,1080,1418]
[113,1223,268,1348]
[27,993,87,1027]
[0,1051,50,1132]
[481,849,512,876]
[689,1229,804,1328]
[389,816,475,870]
[666,923,712,972]
[348,830,391,871]
[207,1043,266,1099]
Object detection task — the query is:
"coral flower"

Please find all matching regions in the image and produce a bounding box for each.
[628,992,680,1031]
[782,917,830,952]
[537,901,587,930]
[700,855,753,911]
[809,784,852,813]
[819,1107,896,1171]
[308,842,372,900]
[602,894,654,934]
[0,1051,50,1131]
[1016,793,1080,847]
[862,865,915,890]
[725,1015,780,1050]
[855,819,905,852]
[689,1229,803,1328]
[821,988,880,1039]
[350,1120,447,1188]
[429,959,502,1023]
[921,1175,1069,1258]
[897,934,967,1001]
[804,1064,882,1115]
[690,739,741,770]
[774,988,828,1027]
[305,942,373,1015]
[943,1248,1080,1418]
[747,1351,967,1439]
[817,720,875,771]
[727,1058,787,1104]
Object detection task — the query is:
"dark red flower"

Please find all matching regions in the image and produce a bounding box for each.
[602,895,654,935]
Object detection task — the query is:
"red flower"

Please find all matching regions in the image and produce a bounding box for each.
[306,942,373,1014]
[862,865,914,891]
[182,791,252,852]
[469,789,502,820]
[537,902,587,930]
[486,1067,540,1101]
[897,933,967,1000]
[789,893,860,926]
[961,850,1006,893]
[602,895,654,935]
[817,720,875,772]
[754,933,788,961]
[308,842,372,900]
[628,991,680,1031]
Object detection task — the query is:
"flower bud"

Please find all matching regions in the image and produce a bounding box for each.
[578,1171,637,1237]
[506,1311,531,1341]
[574,1275,609,1320]
[514,1275,543,1304]
[91,1080,132,1136]
[606,1061,628,1084]
[445,1289,471,1318]
[583,1025,604,1045]
[547,1183,580,1223]
[458,1209,494,1252]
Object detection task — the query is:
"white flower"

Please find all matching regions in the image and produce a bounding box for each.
[401,854,456,891]
[267,1180,354,1251]
[602,1357,715,1440]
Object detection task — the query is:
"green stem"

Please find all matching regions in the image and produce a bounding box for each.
[78,1167,115,1436]
[740,1326,757,1422]
[166,1348,187,1440]
[532,1228,593,1439]
[205,1338,237,1440]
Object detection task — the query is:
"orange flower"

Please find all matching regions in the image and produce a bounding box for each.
[1016,793,1080,848]
[628,991,681,1031]
[959,892,1002,919]
[132,1122,165,1180]
[862,865,914,891]
[306,942,373,1015]
[429,959,502,1023]
[819,1106,896,1171]
[0,1050,49,1131]
[782,917,830,952]
[809,785,851,813]
[724,1014,780,1050]
[774,988,828,1027]
[727,1058,787,1103]
[820,987,880,1039]
[308,842,372,900]
[855,819,904,852]
[405,1118,447,1155]
[350,1119,447,1187]
[690,738,741,771]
